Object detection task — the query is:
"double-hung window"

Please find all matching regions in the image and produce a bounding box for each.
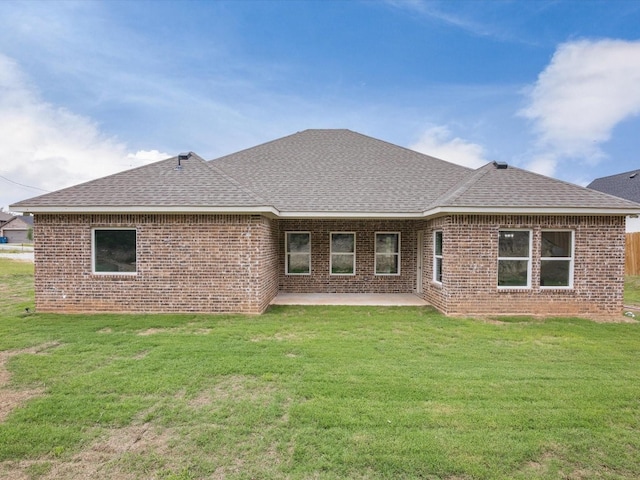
[92,228,137,274]
[285,232,311,275]
[540,230,574,288]
[433,231,443,283]
[375,232,400,275]
[331,232,356,275]
[498,230,531,288]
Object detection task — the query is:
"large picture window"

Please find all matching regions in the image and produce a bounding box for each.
[498,230,531,288]
[375,232,400,275]
[433,231,443,283]
[540,230,574,288]
[285,232,311,275]
[93,229,137,274]
[331,232,355,275]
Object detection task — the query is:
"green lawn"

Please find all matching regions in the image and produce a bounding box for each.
[624,276,640,307]
[1,258,640,479]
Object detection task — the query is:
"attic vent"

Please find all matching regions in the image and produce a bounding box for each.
[631,173,638,179]
[176,152,192,170]
[493,161,508,169]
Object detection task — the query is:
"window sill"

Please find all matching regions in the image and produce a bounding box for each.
[91,273,138,279]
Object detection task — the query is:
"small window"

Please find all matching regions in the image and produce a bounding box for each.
[375,232,400,275]
[286,232,311,275]
[540,230,574,288]
[498,230,531,288]
[93,229,137,274]
[331,232,355,275]
[433,231,443,283]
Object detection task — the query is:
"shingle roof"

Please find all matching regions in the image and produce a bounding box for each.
[11,153,269,211]
[435,162,638,210]
[587,169,640,204]
[10,129,640,217]
[212,129,470,213]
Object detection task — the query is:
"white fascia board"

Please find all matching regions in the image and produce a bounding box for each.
[276,210,424,219]
[10,205,281,217]
[12,204,640,219]
[424,206,640,217]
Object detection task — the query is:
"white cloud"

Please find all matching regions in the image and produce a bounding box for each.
[126,150,171,163]
[525,154,557,178]
[0,54,167,210]
[409,125,488,169]
[521,39,640,161]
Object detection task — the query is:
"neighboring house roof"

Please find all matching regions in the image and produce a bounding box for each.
[20,215,34,227]
[1,216,31,231]
[587,169,640,204]
[10,129,640,218]
[0,212,14,224]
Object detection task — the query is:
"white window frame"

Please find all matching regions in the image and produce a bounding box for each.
[330,232,356,276]
[285,231,311,275]
[433,230,443,284]
[540,230,574,289]
[375,232,401,276]
[92,227,137,275]
[497,229,532,289]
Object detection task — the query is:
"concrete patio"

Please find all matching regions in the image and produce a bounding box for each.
[270,293,428,307]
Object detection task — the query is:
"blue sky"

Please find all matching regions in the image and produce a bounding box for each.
[2,0,640,211]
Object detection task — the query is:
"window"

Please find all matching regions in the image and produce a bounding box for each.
[285,232,311,275]
[331,232,355,275]
[433,231,443,283]
[375,232,400,275]
[93,229,136,274]
[498,230,531,288]
[540,230,574,288]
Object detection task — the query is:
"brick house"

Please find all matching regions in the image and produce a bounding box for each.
[10,129,640,317]
[0,215,33,243]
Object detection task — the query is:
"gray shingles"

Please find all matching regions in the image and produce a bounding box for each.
[11,129,640,214]
[437,163,640,210]
[12,154,266,209]
[588,170,640,204]
[212,129,471,213]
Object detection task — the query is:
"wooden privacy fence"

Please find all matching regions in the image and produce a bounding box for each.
[626,233,640,275]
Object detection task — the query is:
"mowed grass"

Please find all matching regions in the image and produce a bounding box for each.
[624,275,640,307]
[1,258,640,479]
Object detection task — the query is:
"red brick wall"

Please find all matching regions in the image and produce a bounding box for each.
[422,215,626,317]
[33,214,278,314]
[278,219,417,294]
[32,213,626,317]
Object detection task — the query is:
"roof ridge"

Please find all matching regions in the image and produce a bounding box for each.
[10,155,184,206]
[345,130,475,170]
[205,161,271,206]
[590,169,640,182]
[432,162,494,208]
[210,130,314,162]
[507,163,640,207]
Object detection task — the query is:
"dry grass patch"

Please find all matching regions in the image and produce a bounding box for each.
[0,424,181,480]
[187,374,278,408]
[0,342,61,422]
[137,324,212,336]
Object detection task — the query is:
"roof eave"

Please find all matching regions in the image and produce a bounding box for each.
[424,206,640,217]
[9,205,281,218]
[10,204,639,220]
[276,210,425,219]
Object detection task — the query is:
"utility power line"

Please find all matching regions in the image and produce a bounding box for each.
[0,175,50,192]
